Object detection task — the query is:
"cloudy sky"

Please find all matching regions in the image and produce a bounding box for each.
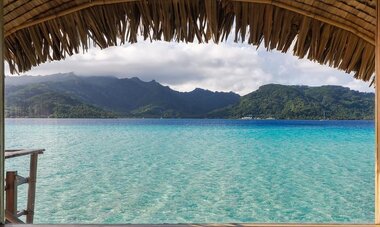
[6,40,374,95]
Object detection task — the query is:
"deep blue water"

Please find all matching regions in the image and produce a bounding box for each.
[4,119,375,224]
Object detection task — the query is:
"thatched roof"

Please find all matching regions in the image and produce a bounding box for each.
[3,0,376,83]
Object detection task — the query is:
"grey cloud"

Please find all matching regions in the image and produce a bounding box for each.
[6,40,374,95]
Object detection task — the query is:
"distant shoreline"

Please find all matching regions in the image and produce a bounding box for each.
[4,117,375,121]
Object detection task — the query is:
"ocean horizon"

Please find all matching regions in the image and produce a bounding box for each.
[4,118,375,224]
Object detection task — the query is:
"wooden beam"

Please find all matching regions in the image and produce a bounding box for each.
[375,0,380,224]
[26,154,38,224]
[4,210,24,224]
[5,149,44,159]
[5,171,17,216]
[0,0,5,224]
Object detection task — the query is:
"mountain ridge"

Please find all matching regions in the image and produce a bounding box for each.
[5,74,240,118]
[5,74,375,119]
[208,84,374,120]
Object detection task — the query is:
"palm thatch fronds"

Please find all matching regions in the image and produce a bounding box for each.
[3,0,376,82]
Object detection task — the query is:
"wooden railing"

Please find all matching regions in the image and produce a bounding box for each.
[4,149,44,224]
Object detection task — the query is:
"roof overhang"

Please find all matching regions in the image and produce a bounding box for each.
[3,0,376,81]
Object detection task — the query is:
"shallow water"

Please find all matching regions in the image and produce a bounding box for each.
[5,119,375,224]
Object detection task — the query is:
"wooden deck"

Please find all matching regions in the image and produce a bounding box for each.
[1,224,379,227]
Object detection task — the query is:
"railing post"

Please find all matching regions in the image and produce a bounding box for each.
[5,171,17,216]
[26,153,38,223]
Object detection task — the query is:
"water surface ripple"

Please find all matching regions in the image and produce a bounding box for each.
[5,119,374,224]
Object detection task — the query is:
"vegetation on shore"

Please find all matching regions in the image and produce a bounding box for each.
[208,84,374,120]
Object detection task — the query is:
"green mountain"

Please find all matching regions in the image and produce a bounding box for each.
[5,83,116,118]
[5,74,374,119]
[5,74,240,118]
[209,84,374,120]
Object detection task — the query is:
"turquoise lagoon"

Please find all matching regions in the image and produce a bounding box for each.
[4,119,375,224]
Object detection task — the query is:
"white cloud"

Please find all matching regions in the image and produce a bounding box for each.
[256,47,374,93]
[5,40,374,95]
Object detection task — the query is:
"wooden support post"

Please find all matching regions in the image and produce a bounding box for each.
[26,153,38,223]
[0,0,4,224]
[5,171,17,216]
[376,0,380,224]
